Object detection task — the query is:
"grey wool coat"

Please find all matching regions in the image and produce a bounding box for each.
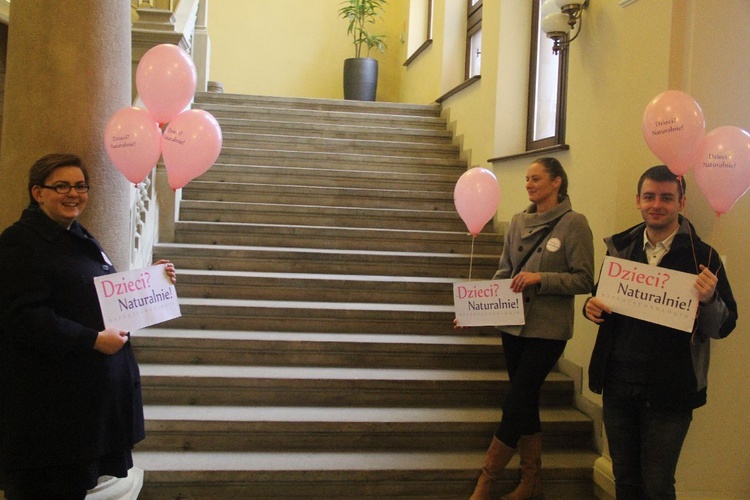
[493,197,594,340]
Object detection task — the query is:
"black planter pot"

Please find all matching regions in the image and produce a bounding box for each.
[343,57,378,101]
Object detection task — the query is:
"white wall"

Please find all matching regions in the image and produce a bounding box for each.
[670,1,750,495]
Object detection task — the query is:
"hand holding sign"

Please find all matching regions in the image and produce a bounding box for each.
[584,296,611,324]
[154,259,177,284]
[94,328,129,355]
[695,264,718,304]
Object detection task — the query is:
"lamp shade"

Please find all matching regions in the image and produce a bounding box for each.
[541,0,560,18]
[555,0,583,8]
[542,12,570,34]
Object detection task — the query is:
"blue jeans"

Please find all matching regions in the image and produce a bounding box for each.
[603,379,692,500]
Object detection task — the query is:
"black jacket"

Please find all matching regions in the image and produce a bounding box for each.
[0,207,145,471]
[587,216,737,410]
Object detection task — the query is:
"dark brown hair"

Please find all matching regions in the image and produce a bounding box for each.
[637,165,686,200]
[28,153,88,207]
[533,157,568,202]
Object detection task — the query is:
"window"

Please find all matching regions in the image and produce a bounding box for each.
[425,0,434,41]
[405,0,434,66]
[526,0,568,150]
[466,0,482,79]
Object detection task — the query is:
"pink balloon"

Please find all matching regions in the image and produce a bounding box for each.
[454,168,501,236]
[162,109,223,189]
[692,126,750,215]
[642,90,705,176]
[136,44,197,124]
[104,106,162,184]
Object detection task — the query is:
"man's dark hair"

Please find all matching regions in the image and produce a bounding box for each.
[637,165,686,200]
[28,153,88,207]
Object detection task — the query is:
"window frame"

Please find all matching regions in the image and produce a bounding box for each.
[404,0,434,66]
[465,0,482,79]
[426,0,434,41]
[526,0,569,151]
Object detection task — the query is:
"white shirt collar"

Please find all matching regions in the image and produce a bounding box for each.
[642,226,679,265]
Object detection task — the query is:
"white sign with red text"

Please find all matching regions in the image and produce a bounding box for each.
[453,279,525,327]
[94,264,181,331]
[596,256,699,332]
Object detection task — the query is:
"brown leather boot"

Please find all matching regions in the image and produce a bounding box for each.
[501,432,543,500]
[470,436,516,500]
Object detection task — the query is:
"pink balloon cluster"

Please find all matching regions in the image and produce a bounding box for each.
[642,90,750,215]
[454,168,501,236]
[642,90,705,177]
[692,126,750,215]
[136,44,197,125]
[104,44,223,189]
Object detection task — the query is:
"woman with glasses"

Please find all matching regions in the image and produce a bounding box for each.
[0,153,176,499]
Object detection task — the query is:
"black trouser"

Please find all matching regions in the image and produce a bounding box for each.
[494,333,567,448]
[603,378,692,500]
[2,466,88,500]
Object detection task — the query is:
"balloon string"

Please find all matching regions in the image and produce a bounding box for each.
[679,178,688,219]
[710,214,724,275]
[685,214,723,276]
[688,214,724,346]
[469,235,476,280]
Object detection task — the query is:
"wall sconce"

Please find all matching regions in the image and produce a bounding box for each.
[541,0,590,55]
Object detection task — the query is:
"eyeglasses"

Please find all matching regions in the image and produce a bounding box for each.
[39,183,90,194]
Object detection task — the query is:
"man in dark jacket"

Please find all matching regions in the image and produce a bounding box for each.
[583,165,737,500]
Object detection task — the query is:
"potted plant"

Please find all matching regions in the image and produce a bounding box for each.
[338,0,387,101]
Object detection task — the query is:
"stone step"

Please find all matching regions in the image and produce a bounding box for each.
[168,270,458,305]
[195,163,463,191]
[138,364,574,408]
[195,92,444,118]
[164,298,490,335]
[136,92,598,498]
[205,105,448,132]
[180,180,459,212]
[221,131,460,159]
[153,243,500,279]
[214,147,467,174]
[132,330,503,370]
[133,450,599,499]
[172,221,500,254]
[138,406,593,452]
[178,200,468,232]
[215,116,455,144]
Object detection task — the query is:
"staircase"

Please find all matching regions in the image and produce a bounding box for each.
[133,93,599,499]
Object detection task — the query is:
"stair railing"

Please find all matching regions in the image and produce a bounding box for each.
[128,0,206,269]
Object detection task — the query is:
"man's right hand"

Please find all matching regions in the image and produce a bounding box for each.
[94,327,129,354]
[584,297,611,324]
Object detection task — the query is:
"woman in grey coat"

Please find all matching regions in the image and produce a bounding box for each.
[471,157,594,500]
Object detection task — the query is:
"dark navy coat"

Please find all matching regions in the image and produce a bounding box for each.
[0,207,144,474]
[587,216,738,410]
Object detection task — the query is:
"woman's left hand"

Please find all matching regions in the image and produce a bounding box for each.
[510,271,541,293]
[154,259,177,284]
